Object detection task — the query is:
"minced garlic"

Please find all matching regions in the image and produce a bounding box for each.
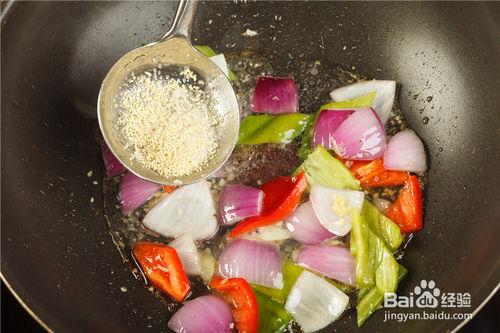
[116,67,221,179]
[331,195,349,217]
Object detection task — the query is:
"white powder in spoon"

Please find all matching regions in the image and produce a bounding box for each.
[116,67,221,179]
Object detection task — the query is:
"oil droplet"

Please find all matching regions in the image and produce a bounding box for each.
[422,116,430,124]
[427,96,433,102]
[413,94,419,100]
[439,147,443,152]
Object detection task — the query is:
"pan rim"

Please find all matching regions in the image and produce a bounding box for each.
[0,273,54,333]
[2,270,498,332]
[1,1,498,332]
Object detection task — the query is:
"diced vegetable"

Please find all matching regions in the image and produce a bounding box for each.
[310,185,365,236]
[384,130,427,173]
[356,265,407,326]
[350,210,373,287]
[210,277,259,333]
[296,245,356,285]
[133,242,190,301]
[219,185,264,225]
[327,277,355,294]
[100,141,125,177]
[285,201,336,245]
[348,159,408,188]
[295,146,360,190]
[228,68,237,82]
[210,54,230,77]
[319,92,376,111]
[199,248,217,283]
[298,113,317,160]
[254,290,293,333]
[331,108,386,161]
[370,230,399,293]
[312,109,354,149]
[260,176,295,213]
[330,80,396,124]
[360,200,403,252]
[252,76,298,114]
[218,239,283,289]
[252,262,303,303]
[228,172,307,238]
[238,114,312,144]
[168,234,201,276]
[162,185,176,193]
[194,45,217,57]
[168,295,235,333]
[119,172,161,215]
[142,180,218,241]
[386,175,423,233]
[285,270,349,332]
[350,211,399,293]
[298,93,377,161]
[195,45,236,81]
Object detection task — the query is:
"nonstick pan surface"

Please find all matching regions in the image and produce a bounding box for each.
[1,1,499,332]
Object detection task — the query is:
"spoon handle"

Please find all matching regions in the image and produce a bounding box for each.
[163,0,199,40]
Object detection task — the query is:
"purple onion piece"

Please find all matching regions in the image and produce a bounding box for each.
[218,238,283,289]
[252,76,298,114]
[297,245,356,285]
[219,185,263,225]
[168,295,235,333]
[332,107,386,160]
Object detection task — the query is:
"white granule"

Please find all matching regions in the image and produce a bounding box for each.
[116,67,221,179]
[242,29,258,37]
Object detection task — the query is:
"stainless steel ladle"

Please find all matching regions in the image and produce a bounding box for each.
[98,0,239,185]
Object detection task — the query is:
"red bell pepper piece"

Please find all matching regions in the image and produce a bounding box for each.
[210,277,259,333]
[260,176,295,213]
[346,159,408,188]
[386,175,423,233]
[162,185,176,193]
[228,172,307,238]
[133,242,191,301]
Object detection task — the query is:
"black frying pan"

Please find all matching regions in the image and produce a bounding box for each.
[1,1,499,332]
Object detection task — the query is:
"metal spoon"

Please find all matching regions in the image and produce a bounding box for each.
[97,0,239,185]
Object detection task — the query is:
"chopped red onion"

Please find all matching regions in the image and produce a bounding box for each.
[252,76,298,114]
[330,80,396,124]
[142,180,218,241]
[168,295,235,333]
[168,234,201,276]
[218,239,283,289]
[284,201,336,245]
[384,130,427,173]
[312,109,354,149]
[118,172,161,215]
[296,245,356,285]
[100,142,125,177]
[285,270,349,332]
[219,185,264,226]
[332,108,386,160]
[310,185,365,236]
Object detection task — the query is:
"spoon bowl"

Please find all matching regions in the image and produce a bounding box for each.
[98,0,239,185]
